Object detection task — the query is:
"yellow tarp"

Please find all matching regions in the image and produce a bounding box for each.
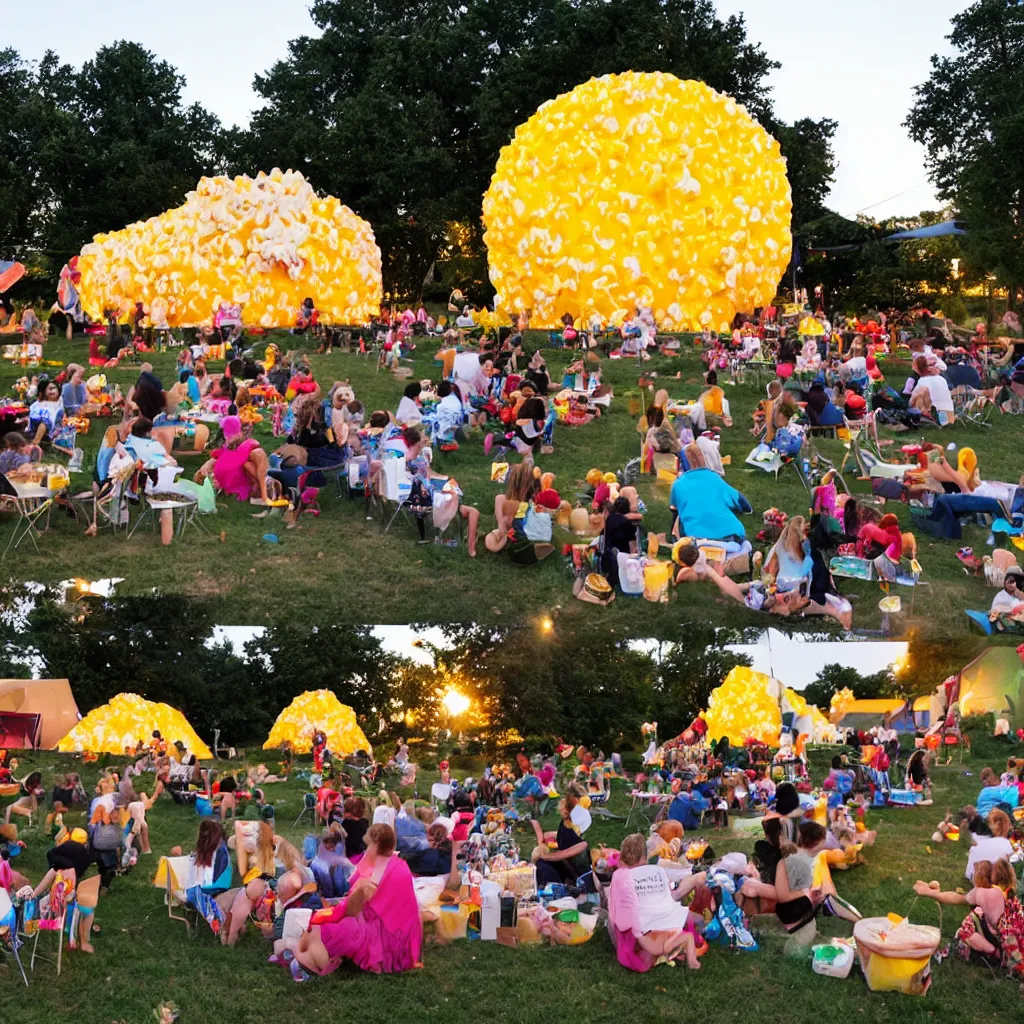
[264,689,372,757]
[57,692,212,758]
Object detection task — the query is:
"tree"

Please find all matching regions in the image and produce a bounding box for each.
[37,41,222,265]
[649,626,750,738]
[775,117,838,231]
[244,624,399,725]
[802,663,894,710]
[239,0,799,298]
[906,0,1024,311]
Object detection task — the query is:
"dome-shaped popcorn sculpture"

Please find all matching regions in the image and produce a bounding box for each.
[702,666,783,746]
[483,71,792,331]
[264,689,372,756]
[77,169,382,328]
[57,692,212,758]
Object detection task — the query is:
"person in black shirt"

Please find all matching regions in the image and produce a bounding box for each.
[32,833,101,952]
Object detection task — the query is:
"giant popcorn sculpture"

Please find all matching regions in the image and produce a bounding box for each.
[57,692,212,758]
[483,71,792,331]
[264,689,372,757]
[701,666,783,746]
[77,169,382,328]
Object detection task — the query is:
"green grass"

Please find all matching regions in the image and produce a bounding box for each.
[2,746,1020,1024]
[0,332,1017,637]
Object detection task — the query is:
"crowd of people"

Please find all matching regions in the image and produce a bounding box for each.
[2,732,1023,986]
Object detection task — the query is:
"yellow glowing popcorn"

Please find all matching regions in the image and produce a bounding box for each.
[483,71,792,331]
[264,689,372,757]
[77,169,382,328]
[701,666,783,746]
[57,692,212,758]
[829,687,856,721]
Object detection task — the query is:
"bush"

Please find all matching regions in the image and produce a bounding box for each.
[961,711,995,737]
[942,295,967,324]
[466,739,483,756]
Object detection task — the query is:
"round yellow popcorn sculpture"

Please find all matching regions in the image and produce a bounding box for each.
[57,692,212,758]
[702,666,783,747]
[264,688,372,757]
[483,71,792,332]
[77,169,382,328]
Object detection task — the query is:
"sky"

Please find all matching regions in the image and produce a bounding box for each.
[5,0,966,221]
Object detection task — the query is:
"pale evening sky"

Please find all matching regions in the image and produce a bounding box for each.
[5,0,964,221]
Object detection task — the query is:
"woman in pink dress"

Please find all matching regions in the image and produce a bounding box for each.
[195,415,270,505]
[291,823,422,982]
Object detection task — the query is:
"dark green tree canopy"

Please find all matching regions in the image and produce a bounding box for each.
[802,662,894,710]
[907,0,1024,305]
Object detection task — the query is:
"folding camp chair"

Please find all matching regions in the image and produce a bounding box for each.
[152,855,199,936]
[0,887,28,985]
[2,485,54,557]
[30,873,71,974]
[950,385,996,428]
[293,792,317,828]
[430,783,451,812]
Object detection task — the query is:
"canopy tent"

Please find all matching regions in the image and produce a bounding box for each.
[830,698,909,734]
[57,692,212,758]
[948,648,1024,729]
[264,689,372,756]
[882,220,967,242]
[0,679,80,749]
[0,261,26,294]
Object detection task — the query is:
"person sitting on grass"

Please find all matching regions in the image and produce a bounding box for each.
[913,858,1020,971]
[27,379,64,446]
[4,770,44,824]
[194,414,270,506]
[607,832,706,971]
[529,785,595,892]
[772,820,831,947]
[0,432,40,477]
[288,823,422,982]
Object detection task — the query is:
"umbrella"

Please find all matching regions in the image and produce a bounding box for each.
[0,261,26,294]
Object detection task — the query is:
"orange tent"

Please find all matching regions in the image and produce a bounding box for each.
[0,679,81,749]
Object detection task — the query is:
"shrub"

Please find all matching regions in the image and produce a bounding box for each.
[942,295,967,324]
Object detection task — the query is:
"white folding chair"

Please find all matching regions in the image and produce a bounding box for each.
[430,783,451,811]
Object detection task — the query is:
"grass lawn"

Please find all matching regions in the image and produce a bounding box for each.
[2,744,1020,1024]
[0,331,1017,638]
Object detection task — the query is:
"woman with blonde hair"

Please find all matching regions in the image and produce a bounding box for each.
[485,461,539,553]
[764,516,813,592]
[219,820,279,946]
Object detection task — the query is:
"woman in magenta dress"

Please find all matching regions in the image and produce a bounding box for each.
[291,823,422,982]
[195,414,270,505]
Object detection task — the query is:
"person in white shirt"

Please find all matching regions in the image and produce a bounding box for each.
[989,571,1024,619]
[909,356,955,422]
[395,382,423,426]
[455,306,476,329]
[965,810,1014,882]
